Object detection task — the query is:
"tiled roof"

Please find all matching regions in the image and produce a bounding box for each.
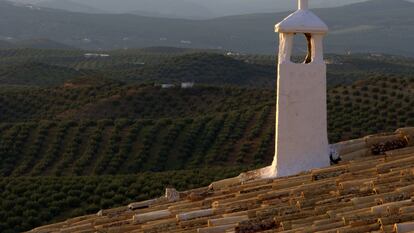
[28,127,414,233]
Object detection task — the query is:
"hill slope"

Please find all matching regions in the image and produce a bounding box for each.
[0,40,16,49]
[14,38,74,49]
[0,167,244,233]
[1,49,414,87]
[0,62,86,86]
[0,0,414,55]
[1,76,414,177]
[115,53,274,86]
[36,0,104,14]
[0,51,413,233]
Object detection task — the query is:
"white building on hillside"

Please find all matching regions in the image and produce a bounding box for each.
[161,84,175,89]
[181,82,195,89]
[84,53,110,58]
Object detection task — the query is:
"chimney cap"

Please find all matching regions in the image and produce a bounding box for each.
[275,0,328,34]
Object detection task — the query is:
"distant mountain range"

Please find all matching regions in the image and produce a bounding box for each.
[0,40,15,48]
[36,0,104,14]
[0,38,74,49]
[1,0,414,56]
[7,0,374,18]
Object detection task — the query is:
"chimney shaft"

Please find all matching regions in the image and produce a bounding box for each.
[266,0,330,178]
[299,0,309,10]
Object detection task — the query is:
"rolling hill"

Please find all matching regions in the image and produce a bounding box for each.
[0,47,413,232]
[14,38,74,49]
[35,0,104,14]
[0,62,86,86]
[1,48,414,87]
[1,0,414,231]
[0,38,73,49]
[0,46,413,232]
[1,73,414,232]
[1,0,414,55]
[113,53,275,87]
[0,167,244,233]
[0,40,16,49]
[1,75,414,177]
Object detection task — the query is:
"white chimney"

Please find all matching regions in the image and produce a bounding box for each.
[263,0,330,177]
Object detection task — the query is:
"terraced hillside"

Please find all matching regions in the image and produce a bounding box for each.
[0,62,88,86]
[0,110,274,177]
[1,48,414,87]
[0,83,272,122]
[0,168,244,233]
[0,49,275,87]
[328,76,414,141]
[1,76,414,179]
[1,49,414,233]
[0,47,196,69]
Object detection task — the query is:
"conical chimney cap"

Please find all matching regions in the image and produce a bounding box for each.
[275,0,328,34]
